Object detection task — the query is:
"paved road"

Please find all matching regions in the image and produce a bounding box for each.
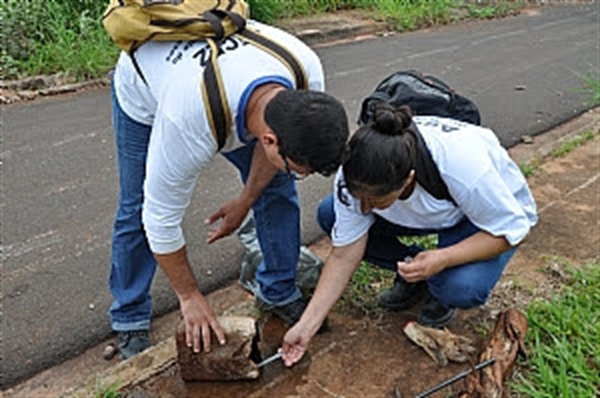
[1,3,597,388]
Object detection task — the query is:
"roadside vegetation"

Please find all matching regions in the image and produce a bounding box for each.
[1,0,523,81]
[519,129,598,177]
[513,259,600,397]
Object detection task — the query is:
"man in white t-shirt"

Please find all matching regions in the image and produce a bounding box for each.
[109,20,349,359]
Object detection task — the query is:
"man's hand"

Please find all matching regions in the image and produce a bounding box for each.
[179,290,226,353]
[155,247,226,352]
[281,323,313,367]
[205,198,251,244]
[397,250,448,283]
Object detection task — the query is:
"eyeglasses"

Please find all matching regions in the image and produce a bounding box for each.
[282,154,309,181]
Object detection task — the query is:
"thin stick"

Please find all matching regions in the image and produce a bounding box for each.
[414,358,496,398]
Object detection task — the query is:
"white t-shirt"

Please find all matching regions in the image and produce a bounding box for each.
[331,116,538,248]
[113,21,325,254]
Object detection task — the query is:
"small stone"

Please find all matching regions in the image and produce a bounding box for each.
[103,343,117,360]
[521,135,534,144]
[514,85,526,91]
[89,303,95,310]
[206,269,213,276]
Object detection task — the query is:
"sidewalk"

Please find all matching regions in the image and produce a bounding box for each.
[7,102,597,396]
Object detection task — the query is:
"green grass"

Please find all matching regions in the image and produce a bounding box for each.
[519,130,597,177]
[336,235,437,316]
[551,130,597,158]
[93,378,122,398]
[336,262,395,316]
[511,261,600,397]
[1,0,526,81]
[1,0,118,80]
[519,158,542,178]
[576,69,600,107]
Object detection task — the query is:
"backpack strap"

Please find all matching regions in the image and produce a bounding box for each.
[412,124,456,205]
[128,28,308,152]
[201,37,231,151]
[237,29,308,90]
[202,28,309,151]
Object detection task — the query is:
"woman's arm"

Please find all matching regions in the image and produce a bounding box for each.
[281,234,368,366]
[398,230,511,282]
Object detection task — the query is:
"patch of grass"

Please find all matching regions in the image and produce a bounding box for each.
[551,130,597,158]
[464,1,520,20]
[518,130,597,178]
[519,158,542,178]
[575,69,600,106]
[336,234,438,316]
[376,0,458,32]
[93,378,122,398]
[1,0,118,80]
[398,234,439,251]
[511,260,600,397]
[336,262,395,316]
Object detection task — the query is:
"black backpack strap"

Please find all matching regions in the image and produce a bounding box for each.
[412,124,456,205]
[201,37,230,151]
[201,28,309,151]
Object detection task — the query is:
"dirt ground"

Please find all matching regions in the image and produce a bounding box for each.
[108,116,598,398]
[5,111,597,398]
[5,110,597,398]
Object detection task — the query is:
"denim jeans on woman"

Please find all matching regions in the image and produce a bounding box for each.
[317,194,515,310]
[109,86,302,332]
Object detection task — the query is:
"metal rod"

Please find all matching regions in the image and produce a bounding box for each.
[256,351,282,368]
[414,358,496,398]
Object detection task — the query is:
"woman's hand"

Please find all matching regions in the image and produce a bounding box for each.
[398,232,512,282]
[281,322,314,367]
[397,250,448,282]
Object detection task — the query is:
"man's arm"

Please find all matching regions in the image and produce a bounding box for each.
[281,234,368,366]
[155,246,226,352]
[205,142,279,243]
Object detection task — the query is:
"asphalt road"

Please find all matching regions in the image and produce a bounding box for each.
[1,3,598,388]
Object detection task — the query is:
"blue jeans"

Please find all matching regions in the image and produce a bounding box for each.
[109,87,302,332]
[317,194,515,309]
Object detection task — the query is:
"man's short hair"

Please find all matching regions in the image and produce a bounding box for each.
[264,90,349,176]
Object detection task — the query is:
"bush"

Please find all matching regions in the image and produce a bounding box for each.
[1,0,115,79]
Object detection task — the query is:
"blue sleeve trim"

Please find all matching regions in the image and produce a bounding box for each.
[236,76,294,144]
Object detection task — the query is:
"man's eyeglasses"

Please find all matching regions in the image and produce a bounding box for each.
[282,154,309,181]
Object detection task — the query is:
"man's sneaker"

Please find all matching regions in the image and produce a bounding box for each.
[270,297,307,325]
[257,296,329,334]
[378,278,428,311]
[418,295,457,329]
[118,330,151,360]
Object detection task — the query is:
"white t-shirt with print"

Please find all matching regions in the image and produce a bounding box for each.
[113,21,325,254]
[331,116,538,248]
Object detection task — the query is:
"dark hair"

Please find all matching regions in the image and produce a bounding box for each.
[264,90,349,176]
[343,102,417,197]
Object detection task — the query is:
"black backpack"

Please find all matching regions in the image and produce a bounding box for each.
[358,70,481,204]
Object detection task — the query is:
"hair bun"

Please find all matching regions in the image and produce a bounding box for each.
[373,103,413,136]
